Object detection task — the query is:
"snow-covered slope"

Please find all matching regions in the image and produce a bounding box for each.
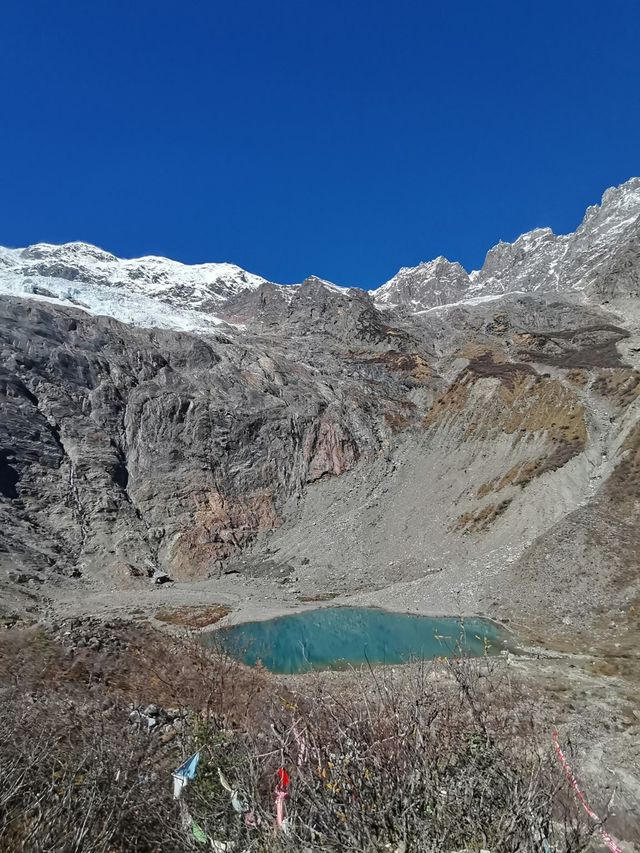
[0,241,272,332]
[0,242,360,332]
[2,242,268,307]
[373,177,640,311]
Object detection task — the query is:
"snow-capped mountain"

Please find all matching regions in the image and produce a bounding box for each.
[1,178,639,332]
[0,242,360,333]
[0,242,271,332]
[372,177,640,310]
[469,227,562,295]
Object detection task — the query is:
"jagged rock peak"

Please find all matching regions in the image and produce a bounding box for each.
[300,275,355,294]
[596,175,640,211]
[375,177,640,311]
[373,257,470,308]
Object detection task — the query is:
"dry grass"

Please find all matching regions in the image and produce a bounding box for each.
[592,368,640,407]
[423,372,472,426]
[297,593,339,602]
[455,498,513,533]
[498,376,586,448]
[427,354,587,520]
[457,343,508,362]
[476,461,540,497]
[566,369,590,387]
[424,354,586,461]
[605,421,640,510]
[154,604,231,628]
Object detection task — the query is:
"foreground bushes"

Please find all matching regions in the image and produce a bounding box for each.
[184,657,590,852]
[0,626,591,852]
[0,696,185,851]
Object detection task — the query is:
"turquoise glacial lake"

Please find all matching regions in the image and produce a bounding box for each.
[210,607,506,674]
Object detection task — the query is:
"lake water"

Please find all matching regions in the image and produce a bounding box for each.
[209,607,506,674]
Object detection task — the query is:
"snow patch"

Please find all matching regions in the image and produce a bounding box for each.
[0,269,228,334]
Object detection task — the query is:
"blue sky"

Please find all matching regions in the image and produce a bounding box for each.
[1,0,639,288]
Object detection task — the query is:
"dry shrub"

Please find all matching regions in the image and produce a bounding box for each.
[0,625,593,852]
[0,627,277,852]
[183,658,592,852]
[0,689,186,852]
[0,623,273,728]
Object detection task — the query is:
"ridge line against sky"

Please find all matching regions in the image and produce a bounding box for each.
[1,0,639,289]
[4,175,636,291]
[3,179,630,292]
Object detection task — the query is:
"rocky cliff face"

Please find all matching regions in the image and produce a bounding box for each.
[1,179,640,640]
[0,295,412,589]
[372,258,470,309]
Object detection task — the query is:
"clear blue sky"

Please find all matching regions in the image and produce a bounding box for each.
[1,1,639,288]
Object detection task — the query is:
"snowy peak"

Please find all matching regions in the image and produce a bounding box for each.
[585,177,640,229]
[567,179,640,255]
[21,242,119,264]
[8,241,269,309]
[562,179,640,299]
[0,241,274,334]
[373,257,470,308]
[477,178,640,300]
[471,226,564,296]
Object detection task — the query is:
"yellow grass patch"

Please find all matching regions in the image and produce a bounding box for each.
[154,605,231,628]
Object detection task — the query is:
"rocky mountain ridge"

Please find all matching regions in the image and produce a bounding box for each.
[1,178,639,333]
[372,177,640,310]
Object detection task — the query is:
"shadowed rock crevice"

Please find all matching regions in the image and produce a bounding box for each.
[0,452,19,499]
